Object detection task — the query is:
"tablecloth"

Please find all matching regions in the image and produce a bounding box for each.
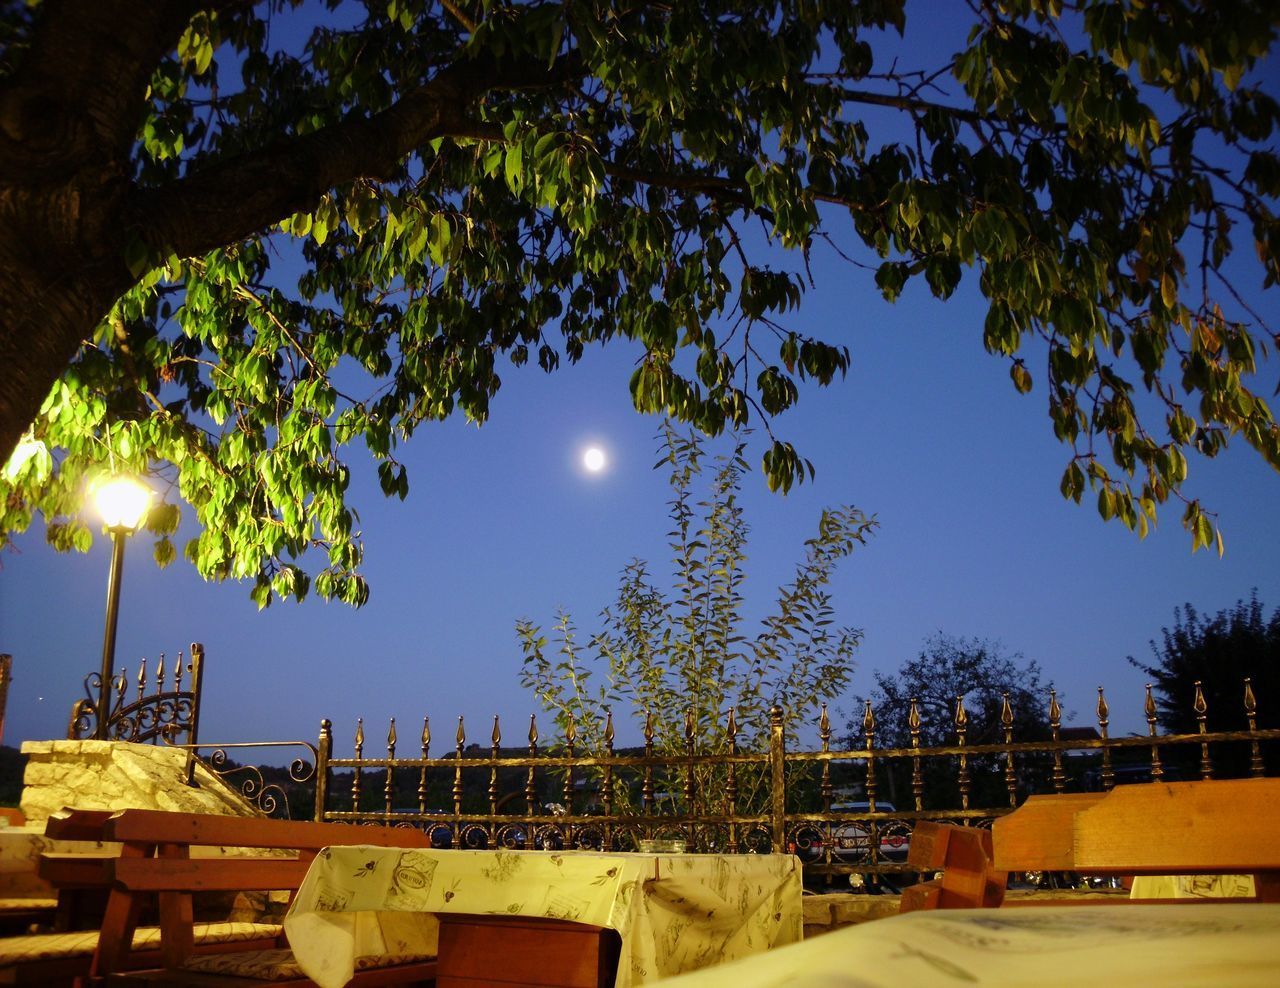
[649,903,1280,987]
[284,847,802,988]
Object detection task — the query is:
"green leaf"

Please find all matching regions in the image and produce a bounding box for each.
[505,142,525,195]
[428,213,452,266]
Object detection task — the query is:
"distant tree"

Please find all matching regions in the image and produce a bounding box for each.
[849,634,1055,809]
[518,425,875,813]
[1129,594,1280,776]
[2,1,1278,607]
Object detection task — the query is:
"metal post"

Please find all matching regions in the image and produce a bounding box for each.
[183,643,205,784]
[315,719,332,823]
[0,654,11,745]
[769,704,787,853]
[95,528,128,740]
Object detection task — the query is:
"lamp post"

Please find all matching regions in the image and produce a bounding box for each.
[91,475,152,740]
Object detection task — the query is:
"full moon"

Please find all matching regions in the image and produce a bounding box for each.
[583,447,607,472]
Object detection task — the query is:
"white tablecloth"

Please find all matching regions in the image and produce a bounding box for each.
[651,903,1280,986]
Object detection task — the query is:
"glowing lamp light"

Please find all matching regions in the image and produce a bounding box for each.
[92,475,152,531]
[87,474,153,740]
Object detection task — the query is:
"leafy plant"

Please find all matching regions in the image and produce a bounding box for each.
[518,425,876,812]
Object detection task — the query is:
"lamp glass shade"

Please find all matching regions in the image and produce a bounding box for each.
[93,476,153,530]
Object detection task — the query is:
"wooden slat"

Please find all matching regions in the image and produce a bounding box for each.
[900,824,1005,911]
[44,807,116,841]
[102,810,431,851]
[1071,778,1280,874]
[37,852,115,886]
[899,878,943,913]
[110,857,313,893]
[991,792,1106,873]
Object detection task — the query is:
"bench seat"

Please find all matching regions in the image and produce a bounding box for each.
[0,920,281,984]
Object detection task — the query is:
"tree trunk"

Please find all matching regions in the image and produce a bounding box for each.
[0,178,131,461]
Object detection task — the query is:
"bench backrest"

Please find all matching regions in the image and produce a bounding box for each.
[100,810,433,893]
[992,778,1280,875]
[101,809,433,852]
[907,779,1280,913]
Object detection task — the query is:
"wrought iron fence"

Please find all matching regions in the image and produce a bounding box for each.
[166,738,320,819]
[309,679,1279,883]
[67,643,204,745]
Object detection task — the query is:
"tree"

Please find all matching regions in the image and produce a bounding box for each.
[849,634,1055,808]
[2,2,1278,606]
[518,425,875,811]
[1129,593,1280,776]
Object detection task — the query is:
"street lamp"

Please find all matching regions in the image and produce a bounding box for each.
[91,475,152,740]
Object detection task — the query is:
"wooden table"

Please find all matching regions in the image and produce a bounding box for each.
[284,847,803,988]
[650,903,1280,987]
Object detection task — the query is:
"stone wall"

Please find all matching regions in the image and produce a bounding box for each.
[19,740,259,825]
[801,894,901,937]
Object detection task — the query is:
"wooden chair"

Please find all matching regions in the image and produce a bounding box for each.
[91,809,439,986]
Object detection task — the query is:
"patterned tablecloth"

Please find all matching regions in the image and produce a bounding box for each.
[284,847,802,988]
[649,903,1280,987]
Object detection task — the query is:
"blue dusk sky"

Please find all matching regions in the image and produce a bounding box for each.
[1,7,1278,756]
[4,260,1276,752]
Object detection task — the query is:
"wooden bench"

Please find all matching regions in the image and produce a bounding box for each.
[2,809,280,986]
[92,810,438,986]
[994,777,1280,901]
[901,778,1280,912]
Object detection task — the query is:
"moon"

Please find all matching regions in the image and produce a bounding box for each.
[582,447,607,473]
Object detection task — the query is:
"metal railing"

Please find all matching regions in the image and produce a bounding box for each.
[309,679,1279,881]
[67,643,204,746]
[165,737,320,819]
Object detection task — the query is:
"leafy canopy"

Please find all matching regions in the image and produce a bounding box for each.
[1,0,1278,607]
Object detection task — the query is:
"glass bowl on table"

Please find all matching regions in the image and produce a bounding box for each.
[638,838,688,853]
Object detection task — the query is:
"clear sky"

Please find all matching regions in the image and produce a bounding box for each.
[1,6,1278,756]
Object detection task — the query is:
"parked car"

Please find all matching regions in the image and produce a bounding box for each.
[803,798,916,860]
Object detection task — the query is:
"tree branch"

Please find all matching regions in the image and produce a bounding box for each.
[127,51,580,260]
[440,0,479,33]
[836,86,985,123]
